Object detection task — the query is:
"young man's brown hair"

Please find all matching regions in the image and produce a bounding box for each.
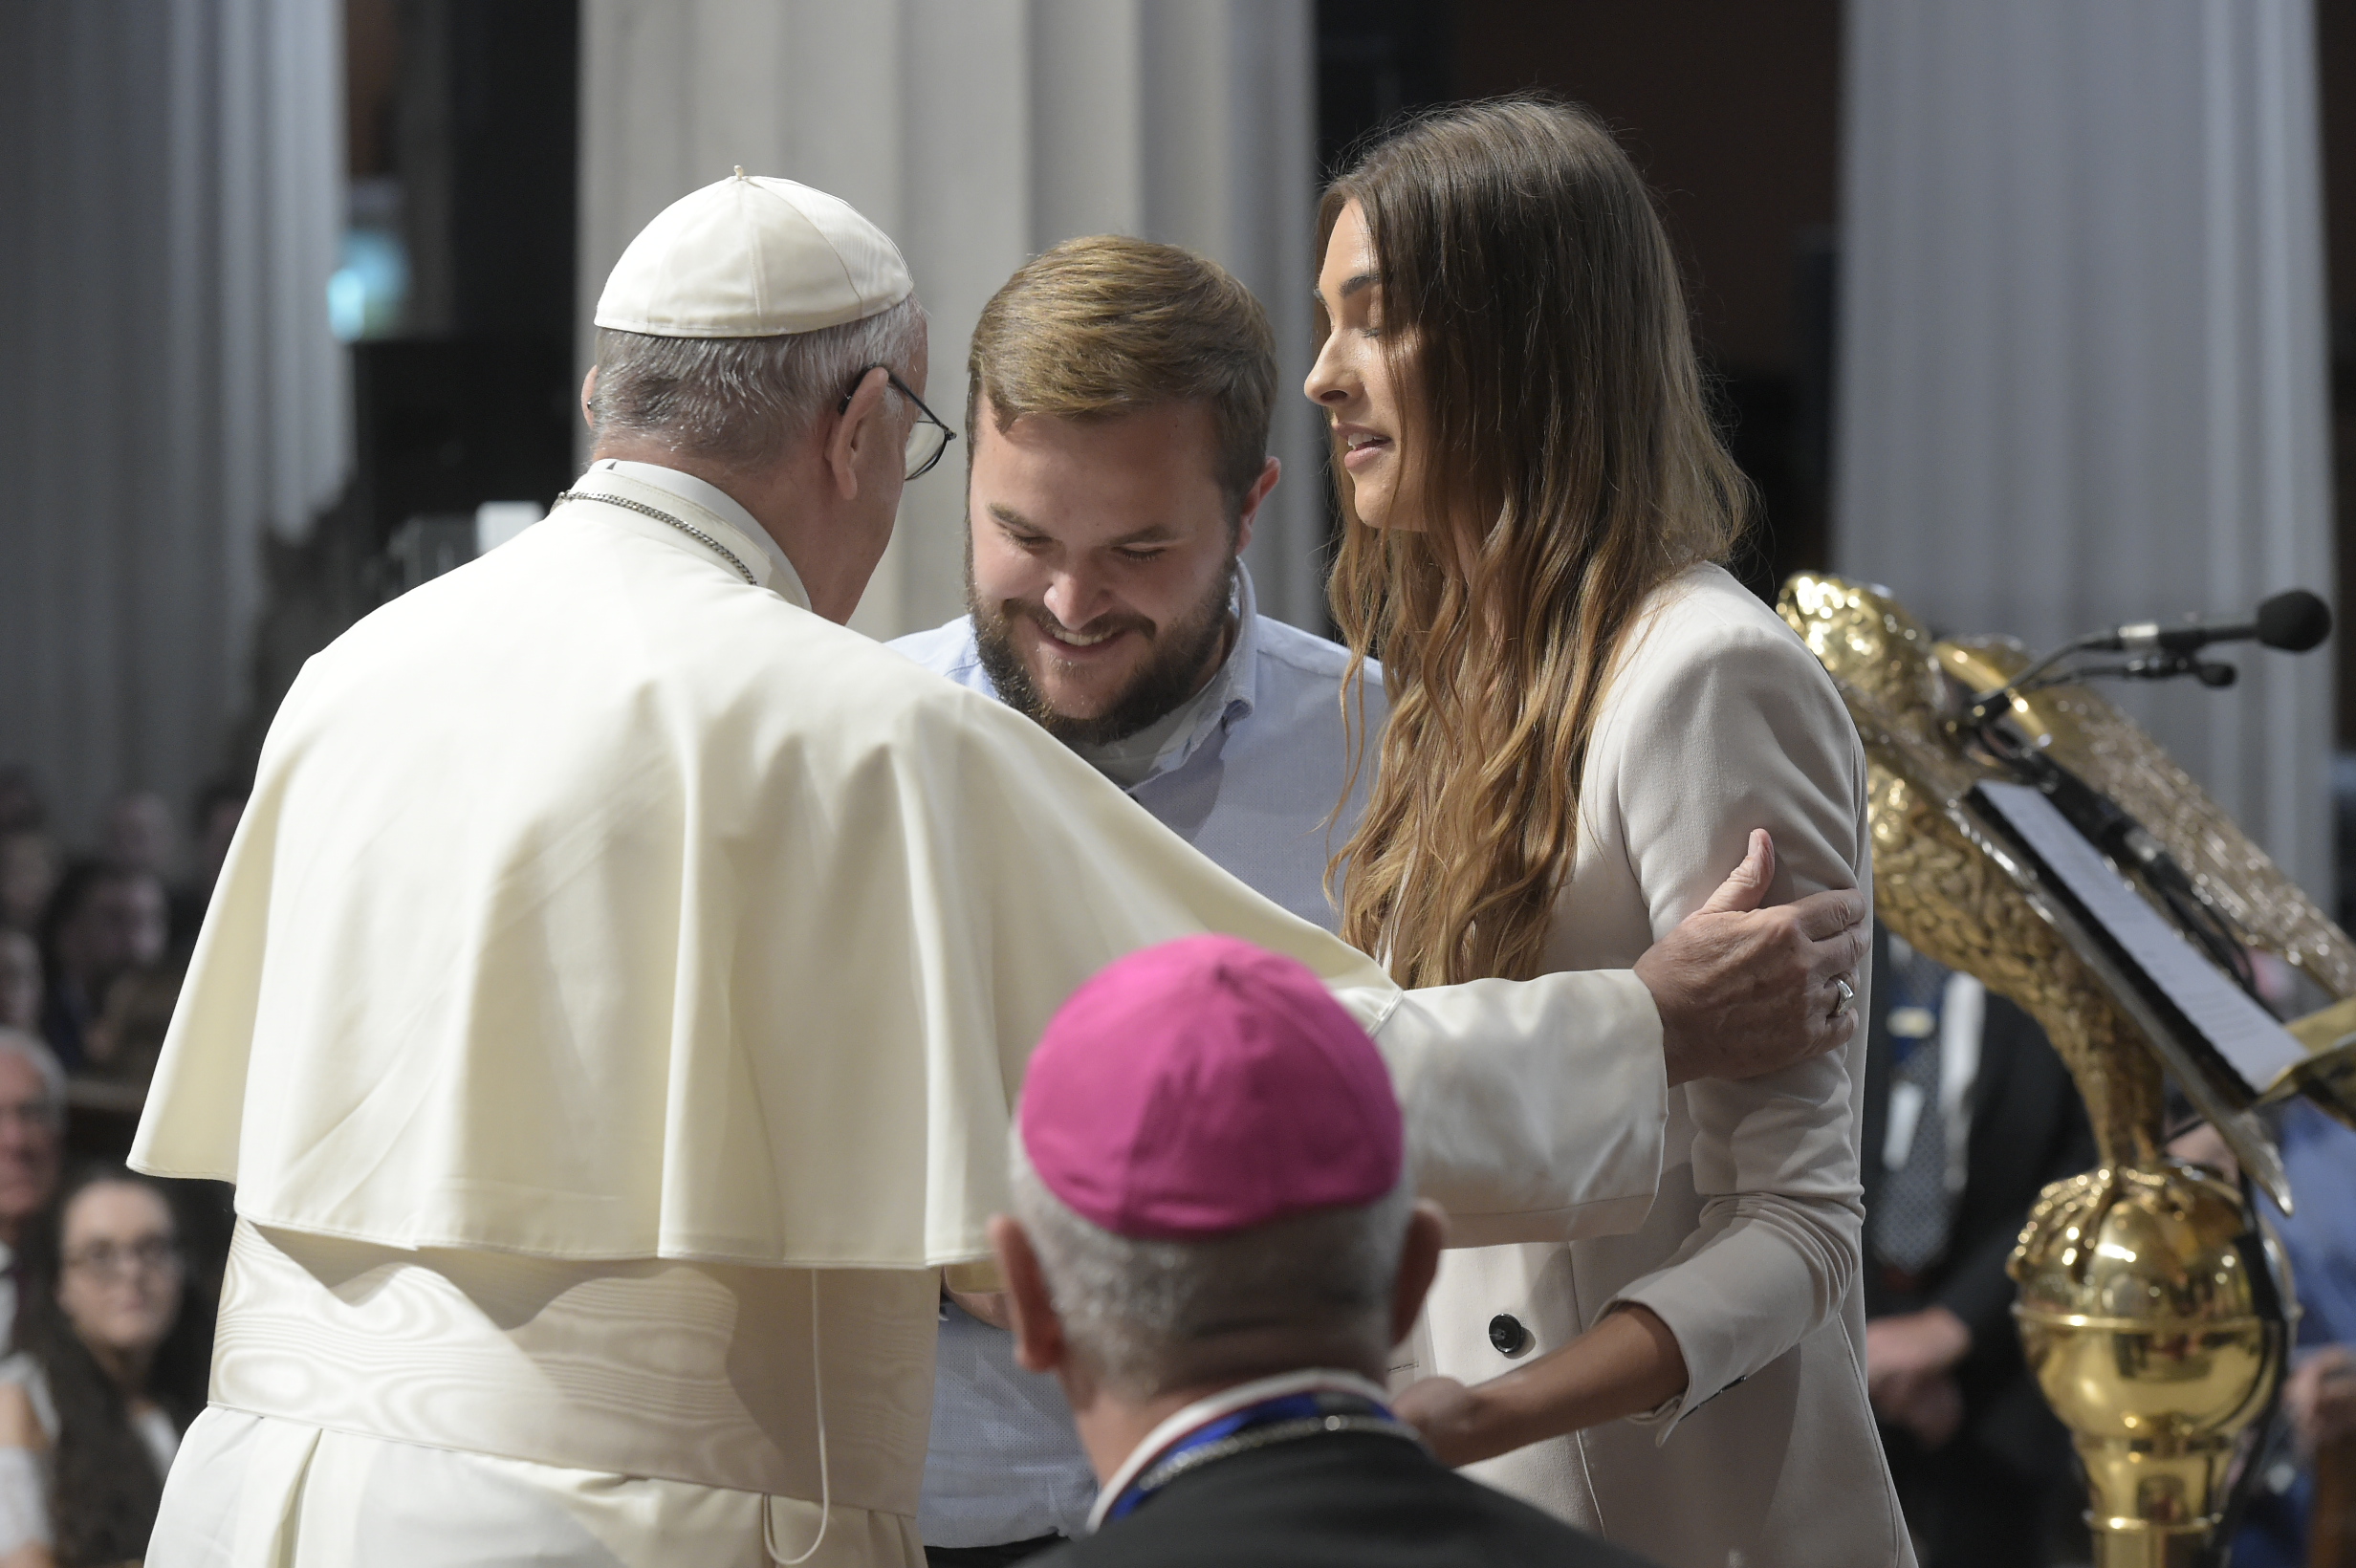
[967,236,1276,523]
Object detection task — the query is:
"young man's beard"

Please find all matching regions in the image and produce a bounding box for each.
[971,555,1238,749]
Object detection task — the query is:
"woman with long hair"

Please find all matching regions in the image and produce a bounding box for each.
[0,1165,211,1567]
[1306,98,1904,1566]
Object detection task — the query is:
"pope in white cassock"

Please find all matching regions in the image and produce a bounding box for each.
[130,175,1866,1567]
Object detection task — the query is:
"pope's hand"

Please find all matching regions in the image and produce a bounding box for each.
[1633,829,1868,1086]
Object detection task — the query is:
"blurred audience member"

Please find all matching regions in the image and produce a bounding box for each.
[35,865,166,1076]
[99,795,178,886]
[0,1166,209,1568]
[0,1035,64,1351]
[188,777,247,894]
[0,774,43,840]
[0,941,36,1037]
[0,838,55,940]
[2178,1101,2356,1568]
[1862,926,2097,1568]
[78,966,180,1091]
[179,777,250,943]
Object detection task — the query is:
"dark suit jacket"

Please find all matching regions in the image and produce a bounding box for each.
[1026,1432,1655,1568]
[1861,926,2098,1471]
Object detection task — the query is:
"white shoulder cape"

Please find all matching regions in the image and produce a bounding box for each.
[133,477,1669,1266]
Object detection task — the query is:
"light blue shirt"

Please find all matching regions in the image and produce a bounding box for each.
[887,564,1388,1546]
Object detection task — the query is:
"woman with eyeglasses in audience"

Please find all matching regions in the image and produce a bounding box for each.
[0,1166,210,1568]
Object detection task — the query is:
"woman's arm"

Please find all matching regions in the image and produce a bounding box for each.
[1399,1300,1688,1465]
[1401,598,1868,1455]
[1611,620,1867,1426]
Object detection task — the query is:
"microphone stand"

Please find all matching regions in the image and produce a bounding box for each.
[1968,643,2240,722]
[1956,642,2264,1001]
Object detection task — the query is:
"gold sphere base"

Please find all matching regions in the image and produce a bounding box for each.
[2011,1163,2287,1568]
[2072,1430,2236,1568]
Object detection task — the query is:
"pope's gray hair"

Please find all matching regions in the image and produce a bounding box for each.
[1007,1136,1413,1402]
[0,1030,64,1128]
[590,294,928,472]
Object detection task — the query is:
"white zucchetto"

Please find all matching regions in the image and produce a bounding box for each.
[594,170,914,338]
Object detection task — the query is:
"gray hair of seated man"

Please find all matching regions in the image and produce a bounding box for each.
[589,294,929,473]
[1008,1136,1415,1402]
[0,1029,65,1127]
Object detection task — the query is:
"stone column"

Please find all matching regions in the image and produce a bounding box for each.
[1836,0,2335,904]
[0,0,349,844]
[578,0,1324,640]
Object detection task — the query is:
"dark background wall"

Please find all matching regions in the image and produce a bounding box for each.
[2319,0,2356,751]
[1317,0,1841,603]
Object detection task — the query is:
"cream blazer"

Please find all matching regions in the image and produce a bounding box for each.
[1402,565,1911,1568]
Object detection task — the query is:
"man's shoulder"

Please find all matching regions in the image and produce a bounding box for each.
[886,615,988,684]
[1046,1435,1651,1568]
[1243,617,1386,717]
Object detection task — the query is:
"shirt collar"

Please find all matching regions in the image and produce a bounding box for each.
[578,459,811,609]
[1084,1367,1394,1535]
[1065,561,1264,791]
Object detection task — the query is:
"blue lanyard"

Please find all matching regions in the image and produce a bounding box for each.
[1102,1388,1413,1523]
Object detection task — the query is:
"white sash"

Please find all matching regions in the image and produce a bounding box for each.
[207,1221,936,1515]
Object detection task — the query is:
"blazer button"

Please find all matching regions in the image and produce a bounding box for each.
[1488,1314,1533,1358]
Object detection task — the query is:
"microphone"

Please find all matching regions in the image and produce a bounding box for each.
[2086,589,2332,657]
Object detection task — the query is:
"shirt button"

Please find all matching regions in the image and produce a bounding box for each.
[1488,1314,1533,1358]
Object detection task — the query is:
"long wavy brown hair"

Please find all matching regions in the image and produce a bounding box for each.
[1325,98,1750,987]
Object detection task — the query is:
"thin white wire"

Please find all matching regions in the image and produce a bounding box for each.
[766,1271,830,1565]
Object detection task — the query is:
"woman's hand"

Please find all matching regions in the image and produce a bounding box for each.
[1394,1377,1485,1465]
[1395,1304,1689,1468]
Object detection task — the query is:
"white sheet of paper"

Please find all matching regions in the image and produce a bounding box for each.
[1974,780,2307,1091]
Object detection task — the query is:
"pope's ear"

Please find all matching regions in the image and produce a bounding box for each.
[579,367,599,432]
[992,1213,1066,1375]
[826,366,893,500]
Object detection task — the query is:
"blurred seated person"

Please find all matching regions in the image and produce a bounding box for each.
[78,965,180,1091]
[2175,1100,2356,1568]
[0,839,54,942]
[99,795,177,888]
[102,793,199,949]
[1862,925,2096,1568]
[0,1166,209,1568]
[0,939,35,1037]
[179,777,250,943]
[0,777,41,842]
[993,936,1652,1568]
[0,1035,63,1352]
[34,865,166,1075]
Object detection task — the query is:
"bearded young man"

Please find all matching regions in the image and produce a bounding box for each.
[893,238,1371,942]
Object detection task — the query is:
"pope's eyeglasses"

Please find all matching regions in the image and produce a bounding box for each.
[840,366,957,482]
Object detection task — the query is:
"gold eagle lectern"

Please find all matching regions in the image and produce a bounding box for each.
[1779,575,2356,1568]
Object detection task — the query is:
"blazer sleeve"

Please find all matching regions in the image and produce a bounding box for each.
[1597,608,1871,1437]
[1346,969,1670,1246]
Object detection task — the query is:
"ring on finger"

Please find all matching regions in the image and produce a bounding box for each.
[1828,976,1856,1020]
